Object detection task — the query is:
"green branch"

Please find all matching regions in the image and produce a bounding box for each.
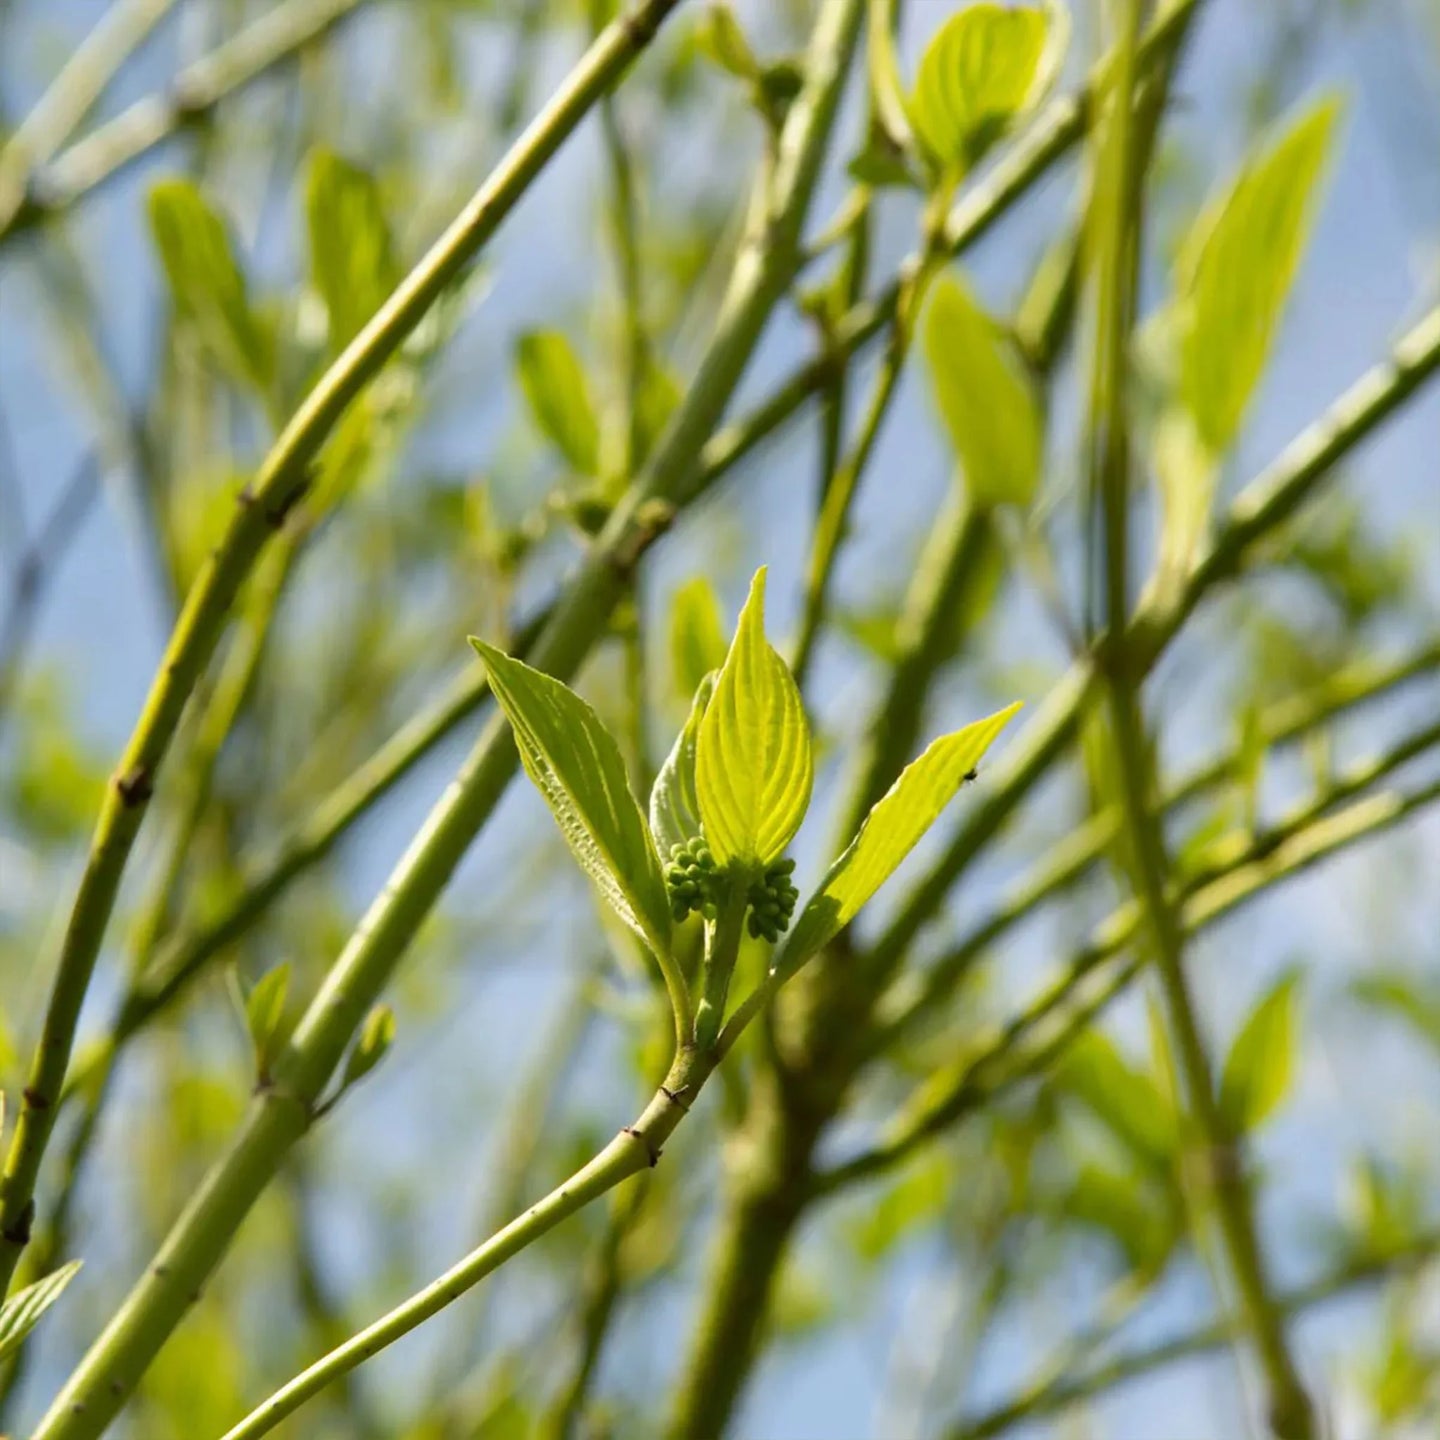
[867,294,1440,980]
[31,0,863,1429]
[869,634,1440,1052]
[816,766,1440,1195]
[950,1232,1440,1439]
[0,0,371,246]
[0,0,181,235]
[0,0,688,1310]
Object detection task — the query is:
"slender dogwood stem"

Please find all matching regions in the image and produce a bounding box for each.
[1087,7,1312,1427]
[867,295,1440,979]
[0,0,689,1310]
[868,635,1440,1052]
[219,1048,719,1440]
[949,1232,1440,1439]
[33,0,861,1430]
[0,0,371,247]
[0,0,180,234]
[818,770,1440,1194]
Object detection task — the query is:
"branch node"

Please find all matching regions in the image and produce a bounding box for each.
[622,1125,661,1166]
[116,765,154,807]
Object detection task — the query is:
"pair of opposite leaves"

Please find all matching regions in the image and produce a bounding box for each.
[471,569,1018,977]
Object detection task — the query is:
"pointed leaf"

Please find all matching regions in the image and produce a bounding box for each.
[1350,972,1440,1059]
[340,1004,395,1092]
[786,702,1021,959]
[695,4,760,80]
[695,569,813,868]
[0,1260,82,1362]
[909,3,1063,172]
[923,272,1042,508]
[514,330,601,475]
[470,639,670,952]
[244,963,291,1076]
[669,576,729,703]
[1218,970,1302,1134]
[1060,1030,1174,1170]
[1177,96,1341,453]
[305,148,398,353]
[651,674,715,859]
[148,179,274,394]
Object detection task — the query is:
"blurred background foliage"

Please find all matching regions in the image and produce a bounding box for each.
[0,0,1439,1436]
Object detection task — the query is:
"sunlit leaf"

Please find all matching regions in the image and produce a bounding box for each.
[695,4,760,80]
[651,674,715,858]
[0,1260,82,1363]
[1176,95,1341,453]
[305,148,398,353]
[147,179,273,394]
[669,575,729,702]
[514,329,601,475]
[469,639,671,952]
[909,3,1062,173]
[1350,972,1440,1059]
[785,701,1021,960]
[1218,969,1302,1133]
[695,569,813,868]
[244,963,291,1078]
[923,271,1042,508]
[1060,1029,1174,1170]
[340,1004,396,1092]
[1061,1161,1174,1275]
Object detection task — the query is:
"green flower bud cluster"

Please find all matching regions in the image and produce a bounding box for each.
[665,837,720,922]
[746,858,798,942]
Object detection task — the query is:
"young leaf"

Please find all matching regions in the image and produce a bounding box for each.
[340,1004,396,1092]
[786,702,1021,960]
[1218,970,1302,1134]
[305,148,397,353]
[244,963,292,1077]
[469,639,671,953]
[0,1260,82,1362]
[148,179,274,394]
[695,4,760,81]
[1176,95,1341,454]
[923,272,1042,508]
[908,3,1061,173]
[651,673,715,858]
[514,330,601,475]
[695,569,813,869]
[669,576,729,702]
[1060,1030,1174,1171]
[1350,972,1440,1059]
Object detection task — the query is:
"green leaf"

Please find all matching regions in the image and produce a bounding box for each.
[1060,1030,1174,1170]
[1176,95,1341,454]
[469,639,671,953]
[694,569,814,868]
[923,271,1042,508]
[669,575,729,702]
[340,1004,395,1092]
[147,179,273,394]
[786,701,1021,959]
[847,143,920,190]
[514,330,601,475]
[1061,1162,1174,1275]
[634,352,683,465]
[650,673,715,858]
[0,1259,82,1363]
[305,148,398,353]
[244,963,291,1077]
[1218,969,1302,1133]
[1350,972,1440,1059]
[695,4,760,80]
[909,3,1062,173]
